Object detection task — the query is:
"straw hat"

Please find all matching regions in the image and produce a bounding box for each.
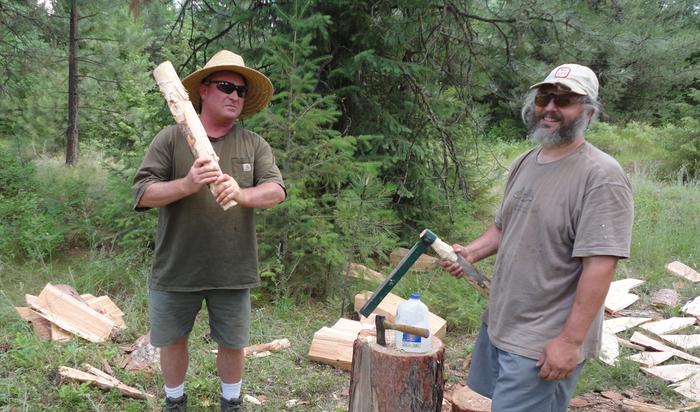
[182,50,273,118]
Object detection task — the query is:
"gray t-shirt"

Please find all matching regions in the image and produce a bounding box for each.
[132,124,285,291]
[487,141,633,362]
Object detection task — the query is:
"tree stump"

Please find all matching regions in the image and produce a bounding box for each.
[348,334,445,412]
[451,385,491,412]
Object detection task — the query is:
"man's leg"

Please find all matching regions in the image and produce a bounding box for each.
[216,346,244,383]
[161,335,190,387]
[490,351,583,412]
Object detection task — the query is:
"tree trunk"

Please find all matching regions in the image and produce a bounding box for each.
[348,334,445,412]
[65,0,79,165]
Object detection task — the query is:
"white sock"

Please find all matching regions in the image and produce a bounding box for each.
[164,382,185,399]
[221,380,242,400]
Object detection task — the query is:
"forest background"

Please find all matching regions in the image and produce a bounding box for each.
[0,0,699,411]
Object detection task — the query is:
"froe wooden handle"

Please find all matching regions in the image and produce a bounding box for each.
[384,321,430,338]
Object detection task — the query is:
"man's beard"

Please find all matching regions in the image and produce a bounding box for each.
[527,110,589,148]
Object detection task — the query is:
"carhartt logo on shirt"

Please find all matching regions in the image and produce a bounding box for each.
[242,163,252,172]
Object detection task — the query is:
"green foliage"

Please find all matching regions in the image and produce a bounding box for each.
[657,117,700,182]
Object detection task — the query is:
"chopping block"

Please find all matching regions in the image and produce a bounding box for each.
[348,331,445,412]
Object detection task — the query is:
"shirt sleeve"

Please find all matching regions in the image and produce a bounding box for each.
[131,127,176,211]
[572,179,634,259]
[253,135,286,197]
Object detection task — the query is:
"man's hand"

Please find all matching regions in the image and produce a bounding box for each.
[213,173,242,206]
[439,244,469,278]
[536,335,581,381]
[184,157,222,194]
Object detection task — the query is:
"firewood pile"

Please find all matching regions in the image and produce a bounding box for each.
[15,283,125,343]
[584,260,700,409]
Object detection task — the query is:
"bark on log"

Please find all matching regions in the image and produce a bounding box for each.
[348,335,445,412]
[152,61,237,210]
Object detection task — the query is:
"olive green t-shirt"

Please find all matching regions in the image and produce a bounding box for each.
[487,142,633,362]
[132,124,285,291]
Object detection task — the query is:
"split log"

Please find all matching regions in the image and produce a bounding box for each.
[152,60,236,210]
[308,326,361,370]
[390,247,440,272]
[15,306,52,340]
[603,317,652,334]
[620,399,673,412]
[604,278,644,313]
[641,364,700,383]
[630,332,700,364]
[639,317,697,335]
[651,289,680,307]
[59,365,154,400]
[682,296,700,317]
[599,331,620,365]
[354,291,447,338]
[244,338,291,356]
[348,334,444,412]
[628,351,674,367]
[28,284,116,343]
[450,385,491,412]
[666,261,700,282]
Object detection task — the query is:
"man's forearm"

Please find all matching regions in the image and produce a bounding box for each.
[558,256,619,345]
[463,223,502,263]
[235,182,286,209]
[138,179,193,208]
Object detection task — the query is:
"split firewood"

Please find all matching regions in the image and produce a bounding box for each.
[354,290,447,338]
[641,364,700,383]
[15,306,52,340]
[27,284,116,343]
[604,278,644,313]
[682,296,700,317]
[631,332,700,364]
[599,331,620,365]
[639,317,697,336]
[603,317,652,334]
[620,398,674,412]
[666,261,700,282]
[244,338,291,356]
[659,334,700,350]
[59,365,154,400]
[152,61,236,210]
[672,372,700,402]
[628,351,674,367]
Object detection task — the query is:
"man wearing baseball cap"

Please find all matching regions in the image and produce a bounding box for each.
[441,64,634,411]
[133,50,286,411]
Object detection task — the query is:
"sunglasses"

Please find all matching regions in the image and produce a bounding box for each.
[204,80,247,98]
[534,93,582,108]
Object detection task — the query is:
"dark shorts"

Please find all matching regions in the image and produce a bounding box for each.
[149,289,251,349]
[467,323,584,412]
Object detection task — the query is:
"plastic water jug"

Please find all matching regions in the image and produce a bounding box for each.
[394,292,431,353]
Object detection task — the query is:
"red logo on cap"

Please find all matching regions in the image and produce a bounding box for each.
[555,67,571,78]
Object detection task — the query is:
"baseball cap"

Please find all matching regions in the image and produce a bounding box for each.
[530,64,599,101]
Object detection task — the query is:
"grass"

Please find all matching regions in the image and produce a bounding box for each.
[1,129,699,410]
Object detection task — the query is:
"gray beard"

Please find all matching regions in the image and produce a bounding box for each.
[528,111,589,148]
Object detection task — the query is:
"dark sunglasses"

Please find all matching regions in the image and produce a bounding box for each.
[203,80,247,98]
[534,93,582,108]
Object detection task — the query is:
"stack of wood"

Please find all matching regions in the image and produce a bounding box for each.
[15,283,124,343]
[308,290,447,370]
[596,261,700,404]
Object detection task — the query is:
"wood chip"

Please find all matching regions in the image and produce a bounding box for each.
[651,289,681,307]
[666,261,700,282]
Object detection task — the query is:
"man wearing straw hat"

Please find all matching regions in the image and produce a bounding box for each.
[133,50,286,411]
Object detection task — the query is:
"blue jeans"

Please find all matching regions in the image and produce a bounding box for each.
[467,323,584,412]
